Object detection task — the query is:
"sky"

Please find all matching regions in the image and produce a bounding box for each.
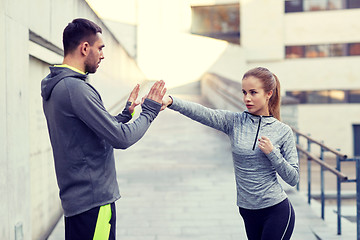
[86,0,137,24]
[84,0,230,86]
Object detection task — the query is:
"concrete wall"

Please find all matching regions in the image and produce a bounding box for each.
[240,0,284,61]
[284,9,360,45]
[0,0,146,239]
[0,1,8,238]
[281,8,360,91]
[28,56,61,240]
[1,1,32,239]
[297,104,360,155]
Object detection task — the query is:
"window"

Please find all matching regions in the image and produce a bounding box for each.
[307,90,329,103]
[286,46,305,58]
[285,43,360,58]
[285,0,303,12]
[329,90,346,103]
[286,89,360,104]
[348,0,360,8]
[327,0,347,9]
[304,0,346,11]
[286,91,307,103]
[330,44,347,56]
[349,90,360,103]
[191,4,240,44]
[305,45,329,58]
[353,124,360,156]
[304,0,328,11]
[285,0,360,12]
[349,43,360,56]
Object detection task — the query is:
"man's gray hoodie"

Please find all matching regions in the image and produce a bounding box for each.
[41,66,161,217]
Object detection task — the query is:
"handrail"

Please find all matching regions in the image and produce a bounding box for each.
[292,127,348,160]
[296,144,348,181]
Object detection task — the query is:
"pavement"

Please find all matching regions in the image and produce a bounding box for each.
[48,95,357,240]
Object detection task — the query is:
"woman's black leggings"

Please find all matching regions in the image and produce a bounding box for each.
[239,198,295,240]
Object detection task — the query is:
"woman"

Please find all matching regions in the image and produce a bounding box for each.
[162,67,299,240]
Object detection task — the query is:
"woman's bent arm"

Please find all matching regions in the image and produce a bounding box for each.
[266,127,300,186]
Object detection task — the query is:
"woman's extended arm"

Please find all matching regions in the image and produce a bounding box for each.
[162,95,235,135]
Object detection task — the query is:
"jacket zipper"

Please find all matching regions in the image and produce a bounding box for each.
[252,116,262,150]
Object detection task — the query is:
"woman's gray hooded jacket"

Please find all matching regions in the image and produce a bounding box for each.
[169,97,299,209]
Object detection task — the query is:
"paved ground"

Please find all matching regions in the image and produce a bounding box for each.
[48,95,356,240]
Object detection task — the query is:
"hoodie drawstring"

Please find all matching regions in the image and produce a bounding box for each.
[252,117,262,150]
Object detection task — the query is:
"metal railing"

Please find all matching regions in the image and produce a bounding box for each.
[292,127,360,239]
[202,72,360,239]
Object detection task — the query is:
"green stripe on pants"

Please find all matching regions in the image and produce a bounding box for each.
[93,204,112,240]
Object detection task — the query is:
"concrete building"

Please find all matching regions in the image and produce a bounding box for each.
[0,0,145,239]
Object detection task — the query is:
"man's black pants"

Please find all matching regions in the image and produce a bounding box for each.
[65,202,116,240]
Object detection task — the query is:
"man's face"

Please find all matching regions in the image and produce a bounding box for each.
[84,33,105,74]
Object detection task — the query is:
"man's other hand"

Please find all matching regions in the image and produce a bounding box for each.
[128,84,140,114]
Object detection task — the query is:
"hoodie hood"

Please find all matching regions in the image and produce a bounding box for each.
[244,111,277,124]
[41,66,88,101]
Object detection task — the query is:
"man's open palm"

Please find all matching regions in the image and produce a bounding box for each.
[146,80,166,103]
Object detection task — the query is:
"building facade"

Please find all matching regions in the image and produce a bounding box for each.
[244,0,360,156]
[134,0,360,155]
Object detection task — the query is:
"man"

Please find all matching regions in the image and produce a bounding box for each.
[41,18,166,240]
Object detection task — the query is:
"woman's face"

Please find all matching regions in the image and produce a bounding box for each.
[242,76,272,116]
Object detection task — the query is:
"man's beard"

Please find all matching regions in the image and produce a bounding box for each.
[84,63,97,74]
[84,50,98,74]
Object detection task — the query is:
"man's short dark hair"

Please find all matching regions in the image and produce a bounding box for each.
[63,18,102,56]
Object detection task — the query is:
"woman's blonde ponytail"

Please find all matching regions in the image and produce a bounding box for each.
[269,74,281,120]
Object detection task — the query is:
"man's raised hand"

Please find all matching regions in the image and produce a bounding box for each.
[146,80,166,104]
